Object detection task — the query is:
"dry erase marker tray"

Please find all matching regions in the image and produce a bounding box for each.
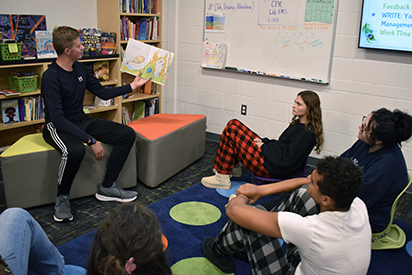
[204,66,329,85]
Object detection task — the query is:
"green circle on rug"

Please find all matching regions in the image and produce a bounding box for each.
[169,202,221,225]
[171,257,234,275]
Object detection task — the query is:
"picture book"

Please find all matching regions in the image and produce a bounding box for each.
[80,28,101,56]
[101,32,116,55]
[2,99,19,124]
[120,39,174,86]
[202,41,227,69]
[93,61,109,81]
[0,14,47,58]
[35,30,57,59]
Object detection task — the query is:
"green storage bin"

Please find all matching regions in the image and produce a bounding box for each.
[0,43,22,61]
[8,75,38,93]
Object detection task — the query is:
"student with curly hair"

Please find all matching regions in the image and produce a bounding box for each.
[201,90,324,190]
[203,156,371,274]
[340,108,412,233]
[87,203,171,275]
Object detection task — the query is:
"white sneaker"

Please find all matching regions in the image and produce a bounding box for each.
[231,163,242,178]
[201,169,232,190]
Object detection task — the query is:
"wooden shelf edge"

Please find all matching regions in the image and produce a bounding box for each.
[84,105,118,114]
[120,12,160,17]
[121,40,160,44]
[0,119,45,131]
[122,93,159,104]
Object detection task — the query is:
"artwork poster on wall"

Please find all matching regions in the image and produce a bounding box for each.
[0,14,47,58]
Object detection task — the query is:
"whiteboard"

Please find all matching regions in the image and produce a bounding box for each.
[203,0,339,84]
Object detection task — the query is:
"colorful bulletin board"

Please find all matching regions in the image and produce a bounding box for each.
[203,0,339,84]
[0,14,47,58]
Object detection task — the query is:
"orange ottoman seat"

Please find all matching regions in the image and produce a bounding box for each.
[127,114,206,187]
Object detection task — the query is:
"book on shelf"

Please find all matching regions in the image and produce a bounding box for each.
[121,16,139,41]
[2,99,19,124]
[94,97,113,107]
[1,90,21,97]
[101,32,116,55]
[132,101,145,120]
[18,99,25,121]
[35,30,57,59]
[137,19,148,40]
[83,105,97,114]
[80,28,101,56]
[120,0,158,13]
[93,61,110,81]
[145,98,158,117]
[121,39,174,86]
[12,96,44,122]
[122,106,132,124]
[24,97,31,121]
[143,81,154,94]
[201,41,227,69]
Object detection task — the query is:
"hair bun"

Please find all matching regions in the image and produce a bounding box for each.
[393,109,412,143]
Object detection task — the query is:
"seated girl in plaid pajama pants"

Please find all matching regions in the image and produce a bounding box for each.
[203,156,371,275]
[201,90,324,190]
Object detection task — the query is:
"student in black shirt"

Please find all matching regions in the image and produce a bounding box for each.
[41,26,150,222]
[201,90,324,190]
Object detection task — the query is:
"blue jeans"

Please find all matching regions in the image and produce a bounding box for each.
[0,208,65,275]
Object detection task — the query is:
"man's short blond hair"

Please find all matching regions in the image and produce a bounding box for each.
[52,26,79,56]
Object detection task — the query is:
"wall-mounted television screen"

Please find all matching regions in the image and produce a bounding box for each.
[359,0,412,52]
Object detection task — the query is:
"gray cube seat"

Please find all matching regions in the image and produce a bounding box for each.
[127,113,206,187]
[0,133,136,208]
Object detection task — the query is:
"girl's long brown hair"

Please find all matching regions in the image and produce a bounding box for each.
[291,90,324,154]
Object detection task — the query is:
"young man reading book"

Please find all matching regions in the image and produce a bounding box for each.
[203,156,371,274]
[41,26,151,222]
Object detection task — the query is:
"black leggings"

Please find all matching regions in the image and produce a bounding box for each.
[43,117,135,195]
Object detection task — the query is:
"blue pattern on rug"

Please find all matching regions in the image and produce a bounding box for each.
[58,183,412,274]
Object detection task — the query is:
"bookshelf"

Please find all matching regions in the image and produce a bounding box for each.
[96,0,163,122]
[0,0,163,148]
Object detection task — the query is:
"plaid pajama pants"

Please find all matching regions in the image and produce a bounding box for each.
[214,186,320,275]
[214,119,271,177]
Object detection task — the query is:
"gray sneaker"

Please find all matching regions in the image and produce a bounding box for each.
[95,182,138,202]
[54,195,73,222]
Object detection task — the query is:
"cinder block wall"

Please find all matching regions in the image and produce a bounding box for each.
[164,0,412,178]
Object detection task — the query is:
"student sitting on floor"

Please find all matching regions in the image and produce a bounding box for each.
[203,156,371,275]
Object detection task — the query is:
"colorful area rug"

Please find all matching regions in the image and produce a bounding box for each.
[59,181,412,274]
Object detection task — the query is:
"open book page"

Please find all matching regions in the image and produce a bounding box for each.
[120,39,174,86]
